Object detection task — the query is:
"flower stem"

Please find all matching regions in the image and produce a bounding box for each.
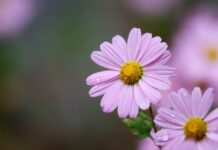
[149,107,158,133]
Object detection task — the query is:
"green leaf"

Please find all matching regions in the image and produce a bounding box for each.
[123,111,152,139]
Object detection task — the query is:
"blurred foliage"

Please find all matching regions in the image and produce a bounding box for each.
[123,110,152,139]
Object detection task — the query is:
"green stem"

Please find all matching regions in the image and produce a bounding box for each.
[149,107,158,133]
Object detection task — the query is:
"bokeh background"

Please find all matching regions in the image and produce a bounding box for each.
[1,0,218,150]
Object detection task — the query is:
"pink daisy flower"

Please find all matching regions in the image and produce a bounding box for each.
[171,8,218,94]
[86,28,176,118]
[154,87,218,150]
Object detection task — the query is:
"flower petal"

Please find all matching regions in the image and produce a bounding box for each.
[136,33,152,62]
[204,108,218,132]
[134,84,150,110]
[112,35,127,61]
[191,87,202,117]
[141,42,168,66]
[129,100,139,118]
[145,65,176,76]
[198,88,214,118]
[139,80,161,104]
[91,51,120,70]
[89,81,116,97]
[100,81,124,112]
[86,70,119,86]
[127,28,142,60]
[100,42,123,66]
[118,86,134,118]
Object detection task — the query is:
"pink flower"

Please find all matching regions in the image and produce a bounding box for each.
[171,8,218,93]
[86,28,175,118]
[138,137,160,150]
[0,0,36,38]
[154,87,218,150]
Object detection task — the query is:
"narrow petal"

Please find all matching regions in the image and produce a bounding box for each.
[145,65,176,76]
[100,42,123,65]
[91,51,120,70]
[154,129,184,146]
[141,42,168,66]
[100,81,123,111]
[197,138,217,150]
[191,87,202,117]
[129,100,139,118]
[155,115,183,130]
[205,108,218,132]
[127,28,142,60]
[118,86,134,118]
[139,80,161,104]
[112,35,127,61]
[169,92,190,119]
[198,88,214,118]
[134,84,150,110]
[89,81,116,97]
[136,33,152,62]
[86,70,119,86]
[157,107,185,126]
[142,75,171,90]
[161,136,184,150]
[146,50,171,66]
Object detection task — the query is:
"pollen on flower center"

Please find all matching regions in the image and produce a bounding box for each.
[206,47,218,62]
[120,61,143,85]
[183,118,207,141]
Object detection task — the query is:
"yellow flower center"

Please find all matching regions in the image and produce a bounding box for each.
[120,61,143,85]
[206,47,218,62]
[183,118,207,141]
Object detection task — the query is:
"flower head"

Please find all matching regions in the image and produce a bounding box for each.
[86,28,175,118]
[154,87,218,149]
[171,8,218,91]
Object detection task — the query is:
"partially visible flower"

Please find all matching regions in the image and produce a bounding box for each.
[123,0,183,17]
[0,0,36,38]
[171,8,218,100]
[86,28,176,118]
[154,87,218,150]
[138,137,160,150]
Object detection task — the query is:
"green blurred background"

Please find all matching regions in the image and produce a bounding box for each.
[0,0,218,149]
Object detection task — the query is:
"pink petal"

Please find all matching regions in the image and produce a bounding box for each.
[145,65,176,76]
[191,87,202,117]
[127,28,142,60]
[147,50,172,66]
[141,42,168,66]
[89,81,116,97]
[100,42,123,66]
[157,107,185,126]
[142,75,171,90]
[155,116,182,130]
[118,86,134,118]
[161,136,184,150]
[86,70,119,86]
[154,129,183,146]
[205,108,218,132]
[177,88,192,117]
[198,88,214,118]
[169,92,190,119]
[197,136,218,150]
[100,81,124,111]
[112,35,127,61]
[139,80,161,104]
[91,51,120,70]
[136,33,152,62]
[134,84,150,110]
[129,100,139,118]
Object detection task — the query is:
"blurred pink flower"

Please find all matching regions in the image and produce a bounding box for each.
[172,9,218,91]
[0,0,36,38]
[124,0,183,17]
[154,87,218,150]
[138,137,160,150]
[86,28,175,118]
